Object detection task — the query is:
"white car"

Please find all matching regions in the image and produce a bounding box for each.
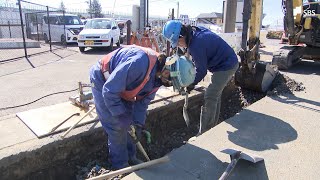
[42,14,84,44]
[78,18,121,52]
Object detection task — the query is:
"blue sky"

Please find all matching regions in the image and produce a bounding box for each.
[1,0,284,25]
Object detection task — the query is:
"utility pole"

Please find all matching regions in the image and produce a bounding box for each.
[89,0,92,18]
[146,0,149,26]
[223,0,237,33]
[177,1,179,19]
[140,0,146,31]
[112,0,117,18]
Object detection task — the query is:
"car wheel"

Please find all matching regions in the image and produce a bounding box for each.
[116,37,121,47]
[108,39,113,51]
[61,35,67,46]
[44,34,49,43]
[79,47,85,53]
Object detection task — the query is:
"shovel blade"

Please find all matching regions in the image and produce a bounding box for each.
[183,106,190,127]
[183,94,190,127]
[221,148,264,163]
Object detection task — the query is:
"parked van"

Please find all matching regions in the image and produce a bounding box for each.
[42,14,84,43]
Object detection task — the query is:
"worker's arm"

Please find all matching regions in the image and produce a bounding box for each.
[132,91,157,126]
[102,62,131,116]
[190,45,208,85]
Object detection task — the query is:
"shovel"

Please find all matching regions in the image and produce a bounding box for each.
[219,148,264,180]
[182,92,190,127]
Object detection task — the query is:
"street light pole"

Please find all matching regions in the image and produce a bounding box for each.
[177,1,179,19]
[90,0,92,18]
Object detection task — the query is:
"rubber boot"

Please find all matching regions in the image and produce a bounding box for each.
[198,106,209,135]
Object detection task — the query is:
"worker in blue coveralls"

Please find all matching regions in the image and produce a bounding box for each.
[89,45,170,170]
[162,20,239,135]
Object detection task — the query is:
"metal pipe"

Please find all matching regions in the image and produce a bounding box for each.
[20,0,53,8]
[8,21,12,38]
[18,0,35,68]
[63,10,66,47]
[126,20,132,45]
[61,106,95,139]
[35,15,39,41]
[146,0,149,26]
[46,6,52,52]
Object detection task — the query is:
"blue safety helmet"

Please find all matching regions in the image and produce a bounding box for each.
[162,20,182,48]
[165,55,196,91]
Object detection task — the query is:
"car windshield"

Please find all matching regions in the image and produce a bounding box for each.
[85,19,112,29]
[61,16,83,25]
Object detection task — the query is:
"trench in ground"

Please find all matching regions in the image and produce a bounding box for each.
[18,73,303,180]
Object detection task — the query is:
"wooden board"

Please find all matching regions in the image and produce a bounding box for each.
[17,102,97,138]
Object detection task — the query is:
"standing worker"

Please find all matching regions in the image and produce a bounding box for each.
[89,45,171,170]
[162,20,239,135]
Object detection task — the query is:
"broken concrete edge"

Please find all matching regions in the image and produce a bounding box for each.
[0,87,206,180]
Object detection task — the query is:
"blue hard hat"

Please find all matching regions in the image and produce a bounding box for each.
[162,20,182,48]
[166,55,196,91]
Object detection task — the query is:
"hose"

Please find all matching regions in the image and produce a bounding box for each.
[0,88,78,111]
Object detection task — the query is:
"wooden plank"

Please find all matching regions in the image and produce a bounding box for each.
[17,102,97,138]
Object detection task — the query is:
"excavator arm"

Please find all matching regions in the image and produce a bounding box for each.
[235,0,278,92]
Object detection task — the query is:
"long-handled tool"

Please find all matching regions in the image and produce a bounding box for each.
[182,91,190,127]
[219,148,264,180]
[86,155,169,180]
[128,125,150,161]
[61,106,95,139]
[50,113,80,133]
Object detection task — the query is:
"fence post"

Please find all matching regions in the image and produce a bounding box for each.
[18,1,28,58]
[126,20,132,45]
[17,0,34,68]
[46,6,52,52]
[63,10,67,48]
[8,21,12,38]
[36,15,40,41]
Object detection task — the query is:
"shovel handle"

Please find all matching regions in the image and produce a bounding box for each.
[219,158,240,180]
[86,156,170,180]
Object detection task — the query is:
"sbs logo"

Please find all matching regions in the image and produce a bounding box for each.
[303,3,316,16]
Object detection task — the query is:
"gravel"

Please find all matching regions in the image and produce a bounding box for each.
[76,72,305,179]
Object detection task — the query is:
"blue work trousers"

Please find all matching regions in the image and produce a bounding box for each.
[89,63,137,169]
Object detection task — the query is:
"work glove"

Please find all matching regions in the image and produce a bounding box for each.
[133,124,143,140]
[186,83,196,93]
[116,112,133,130]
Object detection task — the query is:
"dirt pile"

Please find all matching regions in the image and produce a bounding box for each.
[266,31,284,39]
[267,73,305,96]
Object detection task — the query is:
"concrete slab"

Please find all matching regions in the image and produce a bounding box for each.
[125,93,319,179]
[0,38,40,49]
[0,116,35,150]
[17,102,98,138]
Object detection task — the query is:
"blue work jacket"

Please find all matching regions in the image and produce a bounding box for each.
[189,26,239,84]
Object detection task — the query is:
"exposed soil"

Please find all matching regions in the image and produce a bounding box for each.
[76,73,305,180]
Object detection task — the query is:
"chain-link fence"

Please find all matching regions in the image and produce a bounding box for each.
[0,0,80,63]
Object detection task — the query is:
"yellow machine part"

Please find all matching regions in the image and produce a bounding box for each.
[304,17,312,30]
[248,0,263,49]
[293,0,303,25]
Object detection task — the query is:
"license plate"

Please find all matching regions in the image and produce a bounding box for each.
[84,40,94,45]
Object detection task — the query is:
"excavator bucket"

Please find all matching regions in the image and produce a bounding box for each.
[235,62,278,92]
